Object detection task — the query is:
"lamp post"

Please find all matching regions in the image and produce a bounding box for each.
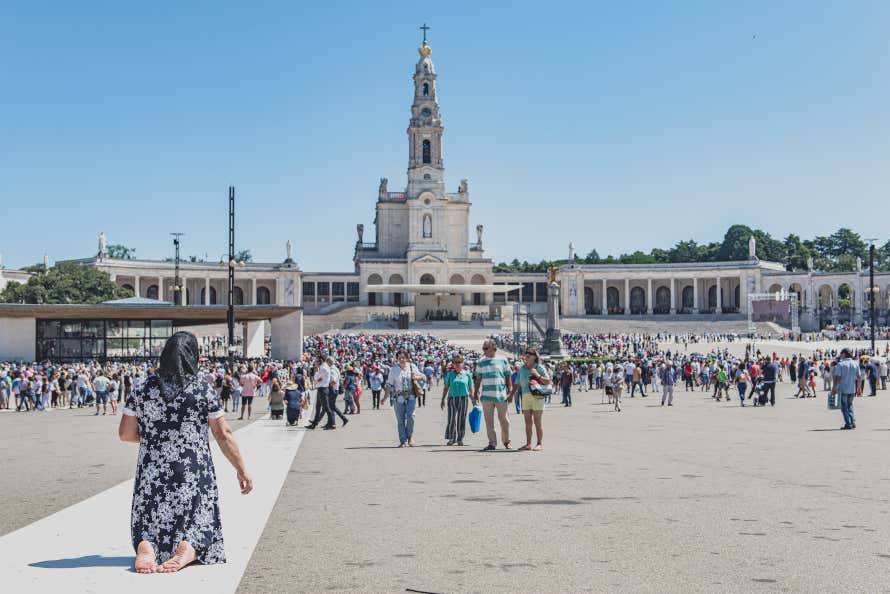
[171,232,185,305]
[227,186,236,373]
[868,241,876,355]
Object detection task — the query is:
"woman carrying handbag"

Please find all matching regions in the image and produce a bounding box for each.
[510,347,552,451]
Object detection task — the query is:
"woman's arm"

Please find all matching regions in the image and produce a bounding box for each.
[532,366,553,385]
[118,414,139,443]
[210,417,254,494]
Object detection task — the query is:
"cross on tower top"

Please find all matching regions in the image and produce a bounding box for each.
[419,22,430,43]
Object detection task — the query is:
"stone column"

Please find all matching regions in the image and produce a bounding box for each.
[542,281,563,356]
[716,277,722,314]
[271,310,303,361]
[740,274,749,315]
[646,278,653,314]
[158,276,164,301]
[669,278,676,314]
[242,321,265,358]
[134,276,141,298]
[250,278,257,305]
[601,278,607,315]
[624,278,630,315]
[203,277,210,305]
[692,279,699,314]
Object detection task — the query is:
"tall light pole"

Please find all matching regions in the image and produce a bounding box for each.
[867,240,877,355]
[171,232,185,305]
[227,186,236,372]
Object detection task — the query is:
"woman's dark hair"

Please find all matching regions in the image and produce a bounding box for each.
[159,332,200,379]
[397,349,410,360]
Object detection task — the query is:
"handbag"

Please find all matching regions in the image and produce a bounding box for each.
[529,380,553,399]
[468,404,482,433]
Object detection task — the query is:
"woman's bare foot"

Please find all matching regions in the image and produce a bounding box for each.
[134,540,157,574]
[157,541,196,573]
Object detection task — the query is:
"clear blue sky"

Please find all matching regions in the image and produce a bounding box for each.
[2,1,888,270]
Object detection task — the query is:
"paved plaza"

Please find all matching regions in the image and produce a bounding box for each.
[1,333,889,593]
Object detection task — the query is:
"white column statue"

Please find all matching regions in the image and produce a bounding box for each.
[748,235,757,260]
[568,241,575,262]
[98,232,107,259]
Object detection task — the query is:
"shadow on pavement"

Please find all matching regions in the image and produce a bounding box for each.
[30,555,133,569]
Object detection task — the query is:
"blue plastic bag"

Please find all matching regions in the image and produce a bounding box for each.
[468,404,482,434]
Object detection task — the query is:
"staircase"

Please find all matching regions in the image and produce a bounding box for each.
[304,306,413,335]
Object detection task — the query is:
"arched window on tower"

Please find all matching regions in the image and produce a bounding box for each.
[422,214,432,238]
[422,139,431,164]
[422,82,429,96]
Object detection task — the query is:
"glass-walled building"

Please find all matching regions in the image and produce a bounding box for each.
[36,319,173,361]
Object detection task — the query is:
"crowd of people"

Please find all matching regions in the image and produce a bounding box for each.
[2,329,887,440]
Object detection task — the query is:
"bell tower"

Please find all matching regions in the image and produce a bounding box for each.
[406,25,444,198]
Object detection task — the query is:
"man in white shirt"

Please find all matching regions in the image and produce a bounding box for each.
[326,361,348,428]
[307,355,334,429]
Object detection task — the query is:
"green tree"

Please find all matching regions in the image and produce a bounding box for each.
[106,244,135,259]
[581,249,600,264]
[618,251,656,264]
[827,228,867,262]
[668,240,699,263]
[716,224,755,261]
[751,230,785,262]
[235,249,253,263]
[782,234,810,271]
[649,248,670,263]
[877,240,890,271]
[696,242,721,262]
[0,262,132,304]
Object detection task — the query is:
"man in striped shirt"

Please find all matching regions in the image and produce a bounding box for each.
[472,339,514,451]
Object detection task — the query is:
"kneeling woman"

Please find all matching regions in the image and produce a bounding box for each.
[440,354,472,446]
[510,347,552,451]
[119,332,253,574]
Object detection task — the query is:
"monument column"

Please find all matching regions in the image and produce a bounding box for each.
[158,276,164,301]
[624,278,630,315]
[716,276,722,314]
[740,274,749,315]
[646,278,653,314]
[250,278,257,305]
[134,276,141,298]
[669,277,676,314]
[204,277,210,305]
[601,278,607,315]
[692,278,699,314]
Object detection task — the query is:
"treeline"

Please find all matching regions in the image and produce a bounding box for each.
[493,225,890,274]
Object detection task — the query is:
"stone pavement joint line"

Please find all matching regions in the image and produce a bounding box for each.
[0,416,305,593]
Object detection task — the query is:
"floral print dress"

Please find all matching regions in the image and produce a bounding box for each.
[123,375,226,564]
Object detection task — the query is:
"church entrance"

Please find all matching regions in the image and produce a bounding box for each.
[368,292,377,306]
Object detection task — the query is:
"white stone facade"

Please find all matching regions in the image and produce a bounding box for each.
[353,40,493,307]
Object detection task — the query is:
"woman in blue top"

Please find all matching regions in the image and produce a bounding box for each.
[509,347,552,451]
[440,354,472,446]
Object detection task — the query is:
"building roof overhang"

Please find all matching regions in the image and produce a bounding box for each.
[0,304,301,323]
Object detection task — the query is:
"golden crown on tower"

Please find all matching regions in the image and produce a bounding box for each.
[418,40,432,57]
